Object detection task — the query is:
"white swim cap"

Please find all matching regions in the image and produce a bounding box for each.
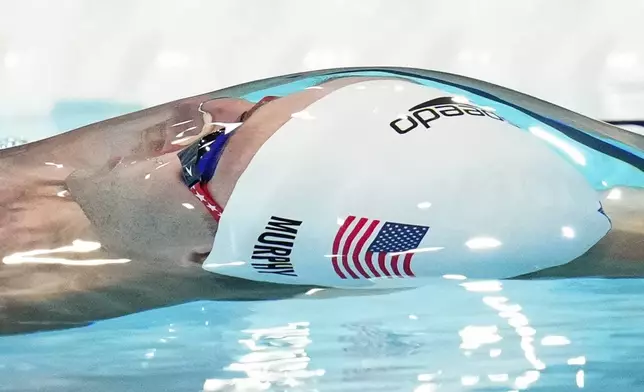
[203,79,611,289]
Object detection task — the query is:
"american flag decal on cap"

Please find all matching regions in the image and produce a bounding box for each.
[331,216,429,279]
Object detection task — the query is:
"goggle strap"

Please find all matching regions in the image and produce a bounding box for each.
[189,182,223,222]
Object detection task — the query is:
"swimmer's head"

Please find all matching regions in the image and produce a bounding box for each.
[64,95,278,267]
[204,79,612,288]
[63,75,615,284]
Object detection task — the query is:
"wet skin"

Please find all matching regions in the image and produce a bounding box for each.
[0,76,643,335]
[0,77,386,335]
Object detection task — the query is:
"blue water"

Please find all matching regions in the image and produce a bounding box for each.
[3,278,644,391]
[1,79,644,391]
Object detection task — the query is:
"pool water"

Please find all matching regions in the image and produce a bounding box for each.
[2,277,644,391]
[1,71,644,391]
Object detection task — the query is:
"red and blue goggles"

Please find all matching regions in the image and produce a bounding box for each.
[177,96,278,222]
[177,129,229,221]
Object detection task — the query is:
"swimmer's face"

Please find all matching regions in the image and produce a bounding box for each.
[67,77,374,265]
[65,97,258,265]
[66,155,217,265]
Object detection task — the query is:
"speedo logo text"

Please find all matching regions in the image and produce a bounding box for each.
[389,96,504,134]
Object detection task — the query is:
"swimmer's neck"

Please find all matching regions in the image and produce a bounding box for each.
[517,186,644,279]
[596,187,644,265]
[601,187,644,234]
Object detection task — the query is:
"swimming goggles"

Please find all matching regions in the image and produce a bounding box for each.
[178,96,278,222]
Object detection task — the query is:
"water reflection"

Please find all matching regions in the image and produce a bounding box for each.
[576,370,585,388]
[460,375,480,386]
[465,237,502,250]
[542,336,571,346]
[528,126,587,166]
[606,188,622,200]
[203,322,324,391]
[561,226,576,239]
[2,239,130,266]
[481,291,546,386]
[568,356,586,366]
[488,373,509,382]
[444,276,587,390]
[459,325,502,349]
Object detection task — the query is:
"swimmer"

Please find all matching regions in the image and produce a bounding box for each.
[0,68,642,335]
